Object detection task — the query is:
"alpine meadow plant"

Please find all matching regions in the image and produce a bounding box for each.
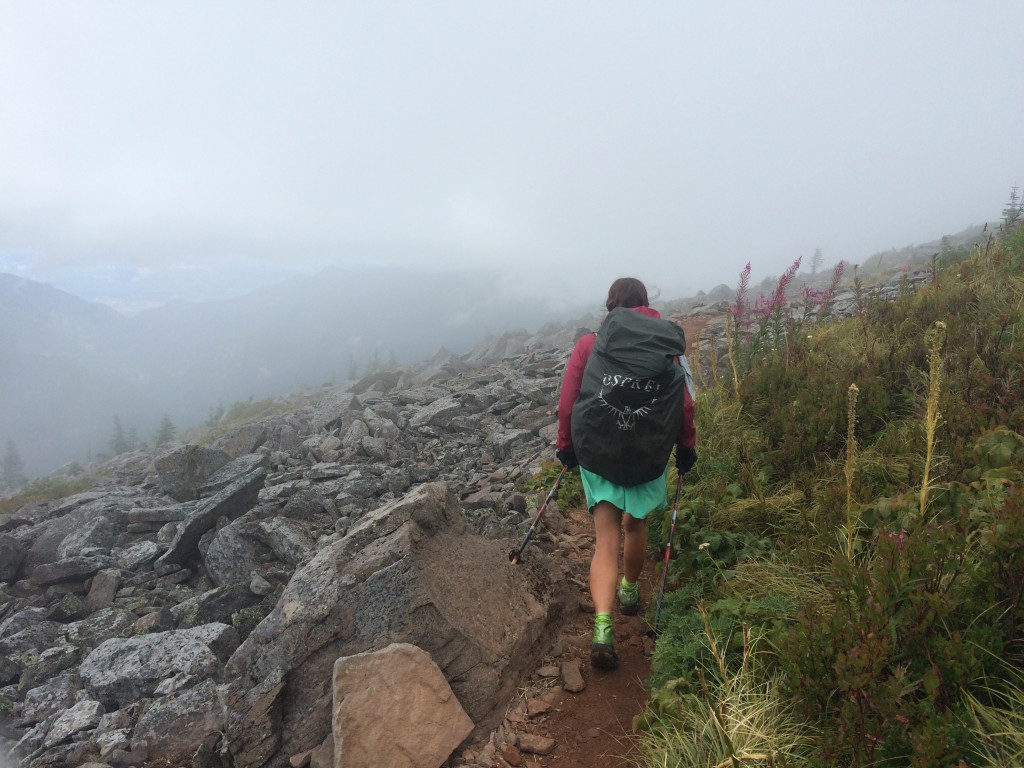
[920,320,947,517]
[638,224,1024,768]
[845,382,859,560]
[725,308,741,400]
[637,615,815,768]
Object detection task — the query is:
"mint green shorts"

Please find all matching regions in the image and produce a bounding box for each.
[579,467,668,520]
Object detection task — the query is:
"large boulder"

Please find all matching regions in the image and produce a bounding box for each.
[203,519,269,587]
[17,494,136,577]
[0,533,25,582]
[213,424,269,458]
[221,482,575,767]
[154,445,232,502]
[131,679,224,764]
[79,624,230,708]
[333,643,474,768]
[156,467,266,568]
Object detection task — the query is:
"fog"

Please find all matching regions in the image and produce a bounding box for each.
[1,2,1022,478]
[3,3,1022,305]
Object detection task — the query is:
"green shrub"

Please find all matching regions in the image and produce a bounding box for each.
[522,460,585,510]
[0,476,94,515]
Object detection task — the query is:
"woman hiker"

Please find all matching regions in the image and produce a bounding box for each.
[555,277,697,669]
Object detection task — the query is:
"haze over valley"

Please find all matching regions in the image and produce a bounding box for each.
[0,265,586,477]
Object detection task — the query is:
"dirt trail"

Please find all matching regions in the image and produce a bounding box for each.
[458,499,659,767]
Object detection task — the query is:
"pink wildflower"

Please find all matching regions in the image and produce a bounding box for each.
[764,256,801,318]
[815,260,846,319]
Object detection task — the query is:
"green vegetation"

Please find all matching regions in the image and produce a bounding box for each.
[524,460,586,510]
[0,475,95,515]
[152,413,177,448]
[637,222,1024,767]
[198,396,294,444]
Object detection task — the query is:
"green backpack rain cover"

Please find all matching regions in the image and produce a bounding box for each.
[570,307,688,487]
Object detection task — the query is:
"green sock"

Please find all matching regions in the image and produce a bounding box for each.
[593,612,613,644]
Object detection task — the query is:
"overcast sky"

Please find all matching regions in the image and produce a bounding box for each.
[1,2,1021,311]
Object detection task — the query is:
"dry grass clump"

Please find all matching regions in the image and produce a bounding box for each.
[635,613,814,768]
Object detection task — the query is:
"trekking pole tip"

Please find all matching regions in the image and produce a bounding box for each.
[508,550,520,564]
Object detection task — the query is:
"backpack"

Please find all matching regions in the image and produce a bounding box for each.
[570,308,688,487]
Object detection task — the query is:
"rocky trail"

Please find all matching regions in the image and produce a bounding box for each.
[452,499,658,768]
[1,309,681,768]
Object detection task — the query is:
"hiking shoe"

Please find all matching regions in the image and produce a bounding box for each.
[617,577,641,616]
[591,614,619,669]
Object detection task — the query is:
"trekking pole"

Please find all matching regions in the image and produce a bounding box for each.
[509,466,568,565]
[651,475,684,635]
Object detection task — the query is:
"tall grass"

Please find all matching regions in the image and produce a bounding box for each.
[635,611,814,767]
[640,225,1024,766]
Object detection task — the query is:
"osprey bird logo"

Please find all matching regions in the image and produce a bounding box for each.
[598,387,656,430]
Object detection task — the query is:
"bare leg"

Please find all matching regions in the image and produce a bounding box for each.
[590,501,623,615]
[622,513,648,584]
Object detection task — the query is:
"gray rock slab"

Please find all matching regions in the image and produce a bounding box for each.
[341,420,369,452]
[80,630,222,708]
[254,518,314,566]
[45,698,103,747]
[131,679,224,765]
[212,424,269,458]
[156,468,266,568]
[177,623,240,662]
[22,674,80,725]
[309,390,358,432]
[0,533,25,582]
[200,453,271,498]
[112,540,159,573]
[64,608,136,649]
[86,569,122,614]
[126,505,192,524]
[0,607,49,639]
[20,494,135,577]
[154,445,232,502]
[280,490,334,521]
[333,643,473,768]
[408,396,465,430]
[169,583,261,628]
[203,520,266,587]
[0,620,61,660]
[30,555,113,587]
[33,641,82,679]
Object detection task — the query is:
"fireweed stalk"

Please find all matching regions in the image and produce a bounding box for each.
[814,260,846,321]
[732,261,751,332]
[845,382,859,560]
[692,337,704,390]
[746,257,802,364]
[920,320,947,516]
[725,308,740,399]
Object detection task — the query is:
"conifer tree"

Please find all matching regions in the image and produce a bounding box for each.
[109,416,129,456]
[810,247,823,275]
[153,414,177,448]
[1002,185,1022,232]
[127,426,141,451]
[1,439,27,492]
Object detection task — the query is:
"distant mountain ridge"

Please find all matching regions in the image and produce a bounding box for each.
[0,267,581,476]
[1,222,994,478]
